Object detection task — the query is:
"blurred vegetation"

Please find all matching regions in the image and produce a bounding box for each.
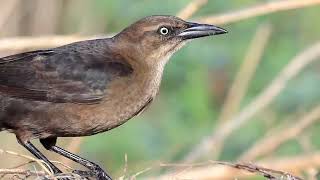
[1,0,320,179]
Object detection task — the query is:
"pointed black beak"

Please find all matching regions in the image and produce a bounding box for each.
[178,22,227,40]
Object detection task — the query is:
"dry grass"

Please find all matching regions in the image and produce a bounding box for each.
[155,157,310,180]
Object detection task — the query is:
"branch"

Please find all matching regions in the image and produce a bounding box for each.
[0,168,46,177]
[0,148,53,175]
[0,168,85,180]
[213,162,302,180]
[197,0,320,25]
[0,35,105,52]
[176,0,208,19]
[183,42,320,162]
[158,153,320,179]
[0,148,88,179]
[0,149,77,179]
[239,106,320,161]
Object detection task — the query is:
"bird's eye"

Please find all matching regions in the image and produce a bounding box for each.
[159,27,170,35]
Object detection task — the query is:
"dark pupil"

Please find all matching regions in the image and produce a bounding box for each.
[161,28,168,34]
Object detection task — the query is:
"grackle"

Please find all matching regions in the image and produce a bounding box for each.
[0,15,227,179]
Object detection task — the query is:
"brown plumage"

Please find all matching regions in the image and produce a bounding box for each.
[0,15,227,179]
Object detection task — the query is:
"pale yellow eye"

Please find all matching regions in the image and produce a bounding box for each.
[159,27,169,35]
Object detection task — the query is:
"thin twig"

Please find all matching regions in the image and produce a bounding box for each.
[9,160,35,169]
[129,167,152,180]
[213,161,301,180]
[157,153,320,179]
[183,42,320,162]
[176,0,208,19]
[0,148,53,175]
[0,168,85,180]
[239,105,320,161]
[0,168,46,176]
[51,161,74,171]
[0,35,106,52]
[124,153,128,176]
[197,0,320,25]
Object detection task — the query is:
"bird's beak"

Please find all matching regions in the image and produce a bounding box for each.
[178,22,227,40]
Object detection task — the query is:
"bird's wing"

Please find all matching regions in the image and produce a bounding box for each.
[0,41,133,104]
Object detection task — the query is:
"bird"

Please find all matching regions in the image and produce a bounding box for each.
[0,15,227,179]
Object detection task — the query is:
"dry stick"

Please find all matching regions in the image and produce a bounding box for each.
[0,150,73,177]
[197,0,320,25]
[0,35,102,52]
[0,168,46,177]
[129,167,152,180]
[0,148,53,175]
[158,153,320,180]
[212,161,302,180]
[239,106,320,161]
[123,154,128,177]
[176,0,208,19]
[183,42,320,162]
[218,23,272,123]
[0,169,83,180]
[1,0,319,52]
[10,161,35,169]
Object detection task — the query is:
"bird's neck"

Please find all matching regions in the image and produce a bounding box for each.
[132,56,168,97]
[111,37,173,97]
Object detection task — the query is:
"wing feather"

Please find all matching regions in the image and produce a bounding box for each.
[0,40,133,103]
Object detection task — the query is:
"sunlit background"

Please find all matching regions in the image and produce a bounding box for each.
[1,0,320,179]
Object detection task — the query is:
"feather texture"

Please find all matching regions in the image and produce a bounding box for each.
[0,39,133,103]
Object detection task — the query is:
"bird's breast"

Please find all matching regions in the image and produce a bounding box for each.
[63,65,165,135]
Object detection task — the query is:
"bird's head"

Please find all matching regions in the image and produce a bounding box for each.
[114,15,227,67]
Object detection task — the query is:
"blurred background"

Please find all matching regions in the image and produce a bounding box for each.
[1,0,320,179]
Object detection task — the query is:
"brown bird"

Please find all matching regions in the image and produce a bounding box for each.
[0,15,226,179]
